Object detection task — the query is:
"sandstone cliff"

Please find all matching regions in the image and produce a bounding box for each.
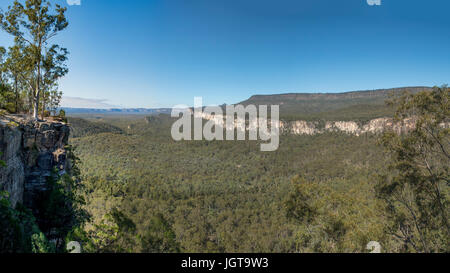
[0,115,70,207]
[194,111,419,136]
[280,118,418,136]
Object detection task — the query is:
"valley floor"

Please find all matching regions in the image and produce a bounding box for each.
[70,115,394,252]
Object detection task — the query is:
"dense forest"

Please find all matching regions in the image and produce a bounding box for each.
[1,85,449,253]
[71,119,387,252]
[0,0,448,254]
[66,86,448,253]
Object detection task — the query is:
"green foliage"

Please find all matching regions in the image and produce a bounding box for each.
[377,85,449,253]
[0,81,15,112]
[3,84,441,253]
[31,144,88,252]
[284,176,387,252]
[0,0,69,119]
[33,172,88,251]
[285,176,318,224]
[138,213,181,253]
[57,109,67,122]
[69,203,180,253]
[70,86,448,253]
[1,43,28,113]
[71,113,391,253]
[0,191,46,253]
[68,117,124,138]
[0,144,88,253]
[71,207,164,253]
[0,109,8,117]
[81,208,137,253]
[0,152,5,167]
[7,120,19,127]
[31,231,55,253]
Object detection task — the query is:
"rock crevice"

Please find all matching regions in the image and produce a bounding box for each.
[0,115,70,207]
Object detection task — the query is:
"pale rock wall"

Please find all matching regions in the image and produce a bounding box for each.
[194,112,419,136]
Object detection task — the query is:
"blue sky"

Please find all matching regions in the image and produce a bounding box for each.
[1,0,449,108]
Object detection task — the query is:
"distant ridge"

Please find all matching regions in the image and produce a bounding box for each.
[61,107,172,115]
[238,86,433,121]
[240,86,432,104]
[63,86,434,119]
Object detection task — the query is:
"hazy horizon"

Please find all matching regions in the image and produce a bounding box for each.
[60,85,435,109]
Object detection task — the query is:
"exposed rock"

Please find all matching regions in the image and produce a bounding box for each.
[282,121,318,135]
[196,112,423,137]
[281,118,418,136]
[0,122,24,207]
[0,115,70,207]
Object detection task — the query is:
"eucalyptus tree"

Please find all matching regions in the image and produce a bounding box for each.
[0,46,14,111]
[0,0,69,120]
[4,44,26,113]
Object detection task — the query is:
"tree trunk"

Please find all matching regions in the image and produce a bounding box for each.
[33,70,40,120]
[33,92,39,120]
[14,76,19,113]
[41,93,46,120]
[33,40,42,120]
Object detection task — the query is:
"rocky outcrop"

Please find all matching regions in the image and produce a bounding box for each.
[0,115,70,207]
[195,111,421,136]
[282,120,318,135]
[280,118,418,136]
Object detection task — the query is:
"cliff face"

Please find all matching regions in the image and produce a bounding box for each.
[280,118,418,136]
[195,111,419,136]
[0,115,70,207]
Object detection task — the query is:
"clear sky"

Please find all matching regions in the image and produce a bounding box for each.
[1,0,449,108]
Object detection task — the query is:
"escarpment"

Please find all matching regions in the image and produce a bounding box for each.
[279,118,419,136]
[0,115,70,208]
[196,111,449,136]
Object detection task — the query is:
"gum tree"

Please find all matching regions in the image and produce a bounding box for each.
[4,44,26,113]
[0,0,68,120]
